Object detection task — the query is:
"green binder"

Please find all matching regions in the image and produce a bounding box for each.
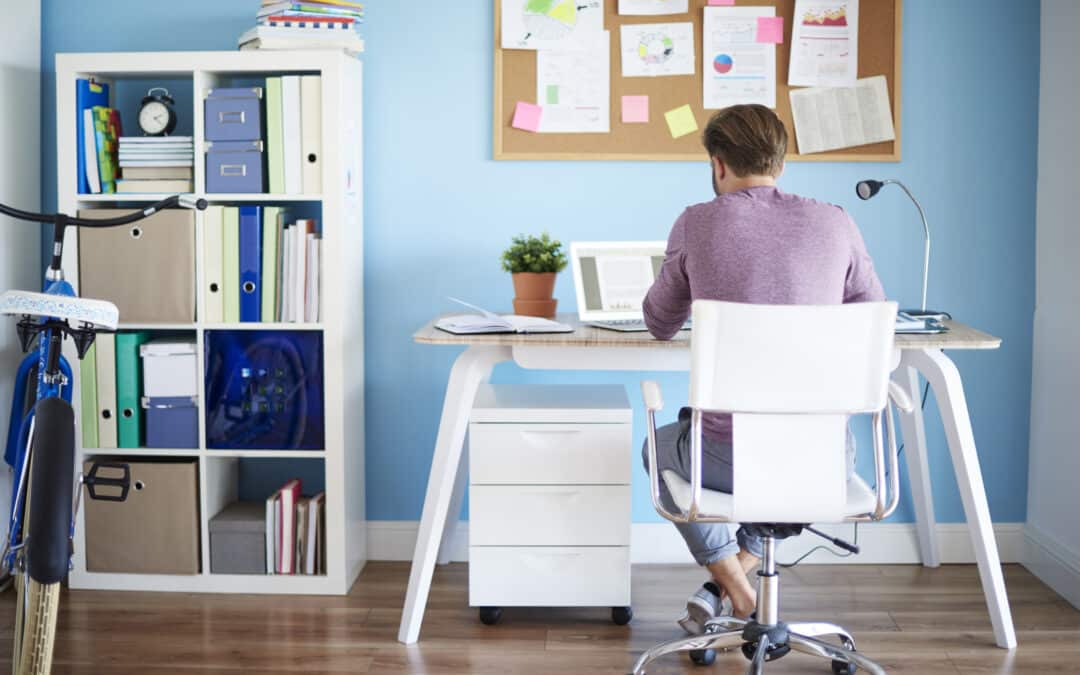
[266,77,285,194]
[224,207,240,323]
[115,331,151,448]
[80,342,99,449]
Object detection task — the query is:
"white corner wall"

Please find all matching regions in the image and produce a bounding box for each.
[1025,0,1080,609]
[0,1,41,531]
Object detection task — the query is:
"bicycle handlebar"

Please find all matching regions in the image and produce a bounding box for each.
[0,194,208,229]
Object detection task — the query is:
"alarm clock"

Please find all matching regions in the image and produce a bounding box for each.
[138,87,177,136]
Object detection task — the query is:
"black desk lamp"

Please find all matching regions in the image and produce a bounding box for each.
[856,179,948,320]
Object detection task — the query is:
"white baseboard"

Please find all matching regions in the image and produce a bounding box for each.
[366,520,1024,565]
[1022,524,1080,609]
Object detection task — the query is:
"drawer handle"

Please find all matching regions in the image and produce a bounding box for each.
[219,110,246,124]
[520,429,582,436]
[220,164,247,177]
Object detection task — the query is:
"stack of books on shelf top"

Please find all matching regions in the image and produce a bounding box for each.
[117,137,194,194]
[239,0,365,53]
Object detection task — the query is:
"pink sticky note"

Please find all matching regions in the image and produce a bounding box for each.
[756,16,784,43]
[622,95,649,124]
[708,0,736,5]
[511,101,542,133]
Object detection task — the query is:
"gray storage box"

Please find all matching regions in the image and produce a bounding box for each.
[206,140,264,193]
[210,501,266,574]
[204,87,263,142]
[143,396,198,449]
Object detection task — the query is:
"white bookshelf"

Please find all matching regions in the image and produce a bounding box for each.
[56,51,366,595]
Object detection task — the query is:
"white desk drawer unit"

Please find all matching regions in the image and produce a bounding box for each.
[468,384,633,627]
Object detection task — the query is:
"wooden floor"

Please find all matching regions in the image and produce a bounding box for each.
[0,563,1076,673]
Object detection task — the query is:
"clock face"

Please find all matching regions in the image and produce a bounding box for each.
[139,100,172,135]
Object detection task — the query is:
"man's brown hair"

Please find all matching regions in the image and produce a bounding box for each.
[702,104,787,178]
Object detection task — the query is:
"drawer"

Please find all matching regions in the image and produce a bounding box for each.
[469,546,630,607]
[470,485,630,546]
[469,423,631,485]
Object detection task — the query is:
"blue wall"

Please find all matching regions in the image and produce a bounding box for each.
[41,1,1039,525]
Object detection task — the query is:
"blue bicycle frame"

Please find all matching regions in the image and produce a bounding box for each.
[3,277,76,571]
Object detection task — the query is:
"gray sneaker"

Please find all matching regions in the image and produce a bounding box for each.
[677,582,733,634]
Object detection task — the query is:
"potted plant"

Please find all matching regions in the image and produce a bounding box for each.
[501,233,568,318]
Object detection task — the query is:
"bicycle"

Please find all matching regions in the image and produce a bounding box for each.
[0,194,206,674]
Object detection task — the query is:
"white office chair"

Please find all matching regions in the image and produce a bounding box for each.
[632,300,912,675]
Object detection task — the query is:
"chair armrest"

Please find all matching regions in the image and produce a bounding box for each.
[888,381,915,413]
[641,381,664,412]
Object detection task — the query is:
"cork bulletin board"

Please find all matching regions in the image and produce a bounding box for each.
[494,0,902,162]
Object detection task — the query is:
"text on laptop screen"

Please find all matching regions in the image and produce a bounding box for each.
[576,247,665,313]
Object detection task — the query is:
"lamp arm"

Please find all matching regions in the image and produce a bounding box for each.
[884,180,930,312]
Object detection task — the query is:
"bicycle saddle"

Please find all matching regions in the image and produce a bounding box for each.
[0,290,119,331]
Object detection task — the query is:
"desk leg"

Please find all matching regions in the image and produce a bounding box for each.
[398,346,511,644]
[437,436,468,565]
[906,348,1017,649]
[893,362,940,567]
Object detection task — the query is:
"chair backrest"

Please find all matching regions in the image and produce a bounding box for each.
[689,300,897,523]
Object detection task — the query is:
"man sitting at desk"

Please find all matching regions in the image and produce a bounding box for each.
[642,104,885,631]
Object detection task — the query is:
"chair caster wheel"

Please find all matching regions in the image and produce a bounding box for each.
[611,606,633,625]
[689,649,716,666]
[832,660,857,674]
[478,607,502,625]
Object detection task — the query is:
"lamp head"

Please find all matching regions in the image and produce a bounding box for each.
[856,179,885,200]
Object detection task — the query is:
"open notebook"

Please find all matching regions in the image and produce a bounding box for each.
[435,298,573,335]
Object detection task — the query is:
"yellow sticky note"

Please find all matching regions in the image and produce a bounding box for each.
[665,104,698,139]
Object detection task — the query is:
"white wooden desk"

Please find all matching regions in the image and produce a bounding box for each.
[399,316,1016,649]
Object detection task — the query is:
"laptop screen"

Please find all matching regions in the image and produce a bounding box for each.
[571,242,666,321]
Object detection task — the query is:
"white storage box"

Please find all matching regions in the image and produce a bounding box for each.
[140,340,198,398]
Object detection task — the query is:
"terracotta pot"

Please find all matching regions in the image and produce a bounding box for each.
[513,298,558,319]
[511,272,558,318]
[512,272,557,300]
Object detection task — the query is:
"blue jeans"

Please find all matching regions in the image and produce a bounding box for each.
[642,409,858,567]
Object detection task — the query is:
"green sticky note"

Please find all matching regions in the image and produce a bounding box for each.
[665,104,698,139]
[546,85,559,105]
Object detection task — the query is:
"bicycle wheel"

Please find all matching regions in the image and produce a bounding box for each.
[13,397,74,675]
[14,573,60,675]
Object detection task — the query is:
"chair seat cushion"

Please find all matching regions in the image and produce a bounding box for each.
[661,470,878,522]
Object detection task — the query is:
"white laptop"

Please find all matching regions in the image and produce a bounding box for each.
[570,241,689,332]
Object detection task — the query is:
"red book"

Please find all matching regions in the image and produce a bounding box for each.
[277,479,302,574]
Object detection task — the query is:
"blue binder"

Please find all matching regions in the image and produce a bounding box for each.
[238,206,263,323]
[76,79,109,194]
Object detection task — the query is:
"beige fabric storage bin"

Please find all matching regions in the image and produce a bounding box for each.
[83,459,201,574]
[78,209,196,323]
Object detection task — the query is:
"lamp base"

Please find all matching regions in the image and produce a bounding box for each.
[900,308,951,322]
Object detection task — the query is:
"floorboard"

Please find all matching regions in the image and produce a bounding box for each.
[0,563,1074,673]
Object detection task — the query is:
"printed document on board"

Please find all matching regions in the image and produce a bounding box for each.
[536,31,611,132]
[618,0,689,15]
[620,22,695,77]
[702,6,777,109]
[788,0,859,87]
[789,75,894,154]
[502,0,604,50]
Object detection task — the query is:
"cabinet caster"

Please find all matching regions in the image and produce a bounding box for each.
[832,638,858,674]
[689,649,716,666]
[611,606,633,625]
[478,606,503,625]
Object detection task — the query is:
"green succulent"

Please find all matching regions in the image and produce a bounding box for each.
[500,232,568,274]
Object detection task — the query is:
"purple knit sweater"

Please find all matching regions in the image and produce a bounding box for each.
[643,186,886,442]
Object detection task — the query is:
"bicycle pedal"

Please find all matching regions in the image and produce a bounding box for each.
[84,461,132,502]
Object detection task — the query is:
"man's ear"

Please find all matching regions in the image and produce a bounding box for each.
[712,156,725,181]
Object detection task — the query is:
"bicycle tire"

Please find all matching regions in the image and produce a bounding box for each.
[14,573,60,675]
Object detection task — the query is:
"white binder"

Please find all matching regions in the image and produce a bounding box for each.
[203,206,224,323]
[94,333,117,449]
[282,75,302,195]
[300,75,322,195]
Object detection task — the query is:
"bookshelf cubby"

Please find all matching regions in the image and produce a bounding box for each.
[58,51,365,595]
